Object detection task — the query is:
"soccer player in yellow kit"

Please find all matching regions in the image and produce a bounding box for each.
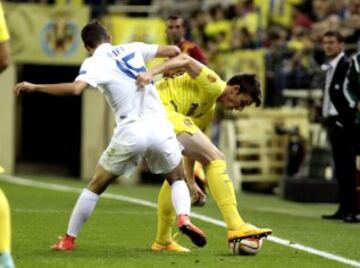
[0,1,15,267]
[137,54,272,252]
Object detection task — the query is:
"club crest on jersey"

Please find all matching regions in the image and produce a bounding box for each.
[183,118,193,126]
[207,74,217,83]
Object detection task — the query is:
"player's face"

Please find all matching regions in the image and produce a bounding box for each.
[166,19,185,44]
[223,90,253,111]
[322,36,343,58]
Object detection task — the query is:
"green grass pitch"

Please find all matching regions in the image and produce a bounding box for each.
[1,175,360,268]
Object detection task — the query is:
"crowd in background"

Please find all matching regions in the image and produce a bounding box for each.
[3,0,360,109]
[183,0,360,107]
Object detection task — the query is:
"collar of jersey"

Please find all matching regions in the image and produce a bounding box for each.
[93,43,112,56]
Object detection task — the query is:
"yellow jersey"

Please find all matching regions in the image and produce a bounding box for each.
[156,66,226,133]
[0,1,9,42]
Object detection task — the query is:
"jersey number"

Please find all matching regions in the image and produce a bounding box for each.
[116,52,146,79]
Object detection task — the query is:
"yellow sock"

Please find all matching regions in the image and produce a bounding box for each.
[0,189,11,252]
[206,160,244,230]
[155,181,176,245]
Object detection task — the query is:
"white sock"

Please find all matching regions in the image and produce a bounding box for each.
[66,188,99,237]
[171,180,191,216]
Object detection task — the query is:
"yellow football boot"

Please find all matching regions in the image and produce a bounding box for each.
[151,240,190,253]
[228,223,272,241]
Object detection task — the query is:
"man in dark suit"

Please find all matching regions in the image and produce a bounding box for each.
[321,31,359,223]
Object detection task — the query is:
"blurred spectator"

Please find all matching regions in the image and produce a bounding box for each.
[204,4,231,51]
[293,4,313,29]
[232,27,256,49]
[269,0,303,29]
[311,0,332,22]
[166,14,208,65]
[190,10,210,48]
[264,26,291,106]
[284,27,320,90]
[232,0,259,43]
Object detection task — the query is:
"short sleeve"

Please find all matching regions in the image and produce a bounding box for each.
[194,66,226,100]
[75,58,104,88]
[132,42,158,62]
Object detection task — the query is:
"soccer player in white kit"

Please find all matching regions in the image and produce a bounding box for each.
[13,21,206,251]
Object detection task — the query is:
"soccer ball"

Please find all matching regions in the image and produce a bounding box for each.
[229,237,263,255]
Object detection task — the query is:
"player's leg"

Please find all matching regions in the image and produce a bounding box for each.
[178,131,244,229]
[163,163,206,247]
[153,180,193,252]
[147,118,206,247]
[0,189,15,268]
[51,164,118,251]
[52,126,139,251]
[154,180,176,246]
[178,131,272,240]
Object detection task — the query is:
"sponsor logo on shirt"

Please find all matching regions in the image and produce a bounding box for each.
[183,118,193,126]
[207,74,217,83]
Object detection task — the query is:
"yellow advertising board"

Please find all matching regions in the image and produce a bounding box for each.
[5,3,89,65]
[104,15,167,45]
[103,15,167,68]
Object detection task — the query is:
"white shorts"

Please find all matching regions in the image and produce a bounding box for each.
[99,116,182,177]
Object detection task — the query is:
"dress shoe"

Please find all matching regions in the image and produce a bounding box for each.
[342,213,360,223]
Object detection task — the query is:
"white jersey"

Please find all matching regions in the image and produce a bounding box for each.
[75,42,166,125]
[75,42,182,176]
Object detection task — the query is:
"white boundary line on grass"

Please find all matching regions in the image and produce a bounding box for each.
[1,175,360,268]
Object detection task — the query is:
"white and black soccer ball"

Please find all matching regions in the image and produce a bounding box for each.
[229,237,263,255]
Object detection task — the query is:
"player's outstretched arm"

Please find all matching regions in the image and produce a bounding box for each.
[13,80,88,96]
[136,54,203,87]
[155,45,181,58]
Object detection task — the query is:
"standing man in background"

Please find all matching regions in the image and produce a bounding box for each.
[345,51,360,210]
[0,1,15,267]
[166,15,208,66]
[321,31,359,223]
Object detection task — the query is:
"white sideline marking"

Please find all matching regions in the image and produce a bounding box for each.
[13,209,153,215]
[1,175,360,267]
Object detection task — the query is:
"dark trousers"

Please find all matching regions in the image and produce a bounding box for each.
[327,119,358,214]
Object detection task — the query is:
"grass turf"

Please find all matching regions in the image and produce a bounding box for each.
[1,175,359,268]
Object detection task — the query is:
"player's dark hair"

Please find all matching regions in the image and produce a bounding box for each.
[227,74,262,107]
[167,14,185,27]
[81,21,109,49]
[323,31,345,43]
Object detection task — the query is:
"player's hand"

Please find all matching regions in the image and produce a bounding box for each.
[14,81,37,95]
[136,72,153,88]
[189,182,206,206]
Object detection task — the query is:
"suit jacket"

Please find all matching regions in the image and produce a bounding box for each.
[346,52,360,125]
[328,55,355,129]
